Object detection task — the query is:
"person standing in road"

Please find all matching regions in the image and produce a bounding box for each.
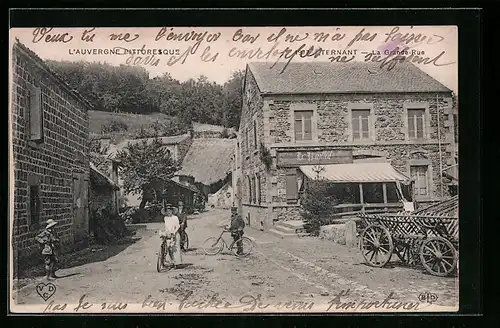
[35,219,60,280]
[228,207,245,255]
[161,206,183,268]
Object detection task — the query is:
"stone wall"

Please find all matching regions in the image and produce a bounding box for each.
[267,93,454,146]
[11,44,90,265]
[241,204,268,230]
[240,69,267,211]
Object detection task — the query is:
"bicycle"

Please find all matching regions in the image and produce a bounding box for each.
[156,233,177,272]
[202,228,254,257]
[180,229,189,252]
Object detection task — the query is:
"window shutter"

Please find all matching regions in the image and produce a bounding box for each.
[29,86,43,142]
[285,168,298,203]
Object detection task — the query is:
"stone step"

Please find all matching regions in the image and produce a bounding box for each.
[268,228,298,239]
[279,220,305,230]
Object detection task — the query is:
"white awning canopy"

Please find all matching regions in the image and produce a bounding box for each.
[299,163,410,183]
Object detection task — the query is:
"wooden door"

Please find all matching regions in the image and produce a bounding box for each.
[73,172,89,247]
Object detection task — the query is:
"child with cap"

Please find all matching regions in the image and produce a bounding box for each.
[35,219,60,280]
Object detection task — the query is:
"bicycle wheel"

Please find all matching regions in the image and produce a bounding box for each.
[156,245,164,272]
[203,237,223,255]
[183,232,189,251]
[231,236,254,257]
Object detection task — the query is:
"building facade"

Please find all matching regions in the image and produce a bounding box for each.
[236,62,457,229]
[10,40,93,268]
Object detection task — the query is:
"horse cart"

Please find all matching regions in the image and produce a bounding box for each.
[358,196,459,277]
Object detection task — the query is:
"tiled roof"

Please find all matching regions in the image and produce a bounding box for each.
[247,61,452,94]
[177,138,235,186]
[90,162,119,190]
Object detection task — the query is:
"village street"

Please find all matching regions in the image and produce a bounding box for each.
[13,209,458,312]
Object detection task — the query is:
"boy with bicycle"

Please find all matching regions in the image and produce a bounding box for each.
[228,207,245,255]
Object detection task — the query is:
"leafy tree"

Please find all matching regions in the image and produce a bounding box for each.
[115,138,180,209]
[300,179,341,236]
[222,70,244,129]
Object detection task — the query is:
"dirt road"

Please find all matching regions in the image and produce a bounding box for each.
[12,209,458,313]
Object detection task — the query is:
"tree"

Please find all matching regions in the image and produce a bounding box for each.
[115,138,180,209]
[300,179,341,236]
[222,70,244,129]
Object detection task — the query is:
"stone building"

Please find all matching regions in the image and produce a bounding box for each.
[236,61,457,229]
[10,40,93,269]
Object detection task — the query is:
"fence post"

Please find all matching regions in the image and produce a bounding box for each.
[345,220,357,248]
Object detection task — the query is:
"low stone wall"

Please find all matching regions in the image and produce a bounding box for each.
[319,220,357,248]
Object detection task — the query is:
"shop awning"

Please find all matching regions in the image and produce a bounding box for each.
[299,163,410,183]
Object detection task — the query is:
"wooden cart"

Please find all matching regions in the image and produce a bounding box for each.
[358,202,459,277]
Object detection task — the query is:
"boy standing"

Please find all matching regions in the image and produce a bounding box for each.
[35,219,60,280]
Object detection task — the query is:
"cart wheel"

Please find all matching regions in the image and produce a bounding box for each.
[419,237,457,277]
[361,224,394,267]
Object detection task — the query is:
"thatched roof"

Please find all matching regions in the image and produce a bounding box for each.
[90,162,119,190]
[177,138,235,186]
[106,134,191,159]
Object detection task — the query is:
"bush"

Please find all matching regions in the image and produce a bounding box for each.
[300,179,341,236]
[101,119,129,134]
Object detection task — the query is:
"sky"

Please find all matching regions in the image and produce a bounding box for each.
[10,26,458,93]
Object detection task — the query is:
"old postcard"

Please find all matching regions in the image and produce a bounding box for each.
[9,25,459,313]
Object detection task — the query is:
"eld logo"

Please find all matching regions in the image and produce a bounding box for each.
[418,292,438,304]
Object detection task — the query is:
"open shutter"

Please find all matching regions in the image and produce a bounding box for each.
[29,86,43,142]
[285,168,298,203]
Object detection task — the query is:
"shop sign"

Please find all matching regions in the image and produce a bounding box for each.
[277,149,353,167]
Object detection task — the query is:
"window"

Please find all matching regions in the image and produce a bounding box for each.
[351,109,370,140]
[285,168,298,203]
[247,176,252,203]
[251,176,256,204]
[294,111,313,141]
[29,86,44,142]
[253,122,258,149]
[29,185,41,227]
[410,165,429,197]
[362,183,384,203]
[236,142,240,167]
[245,128,250,151]
[408,109,425,140]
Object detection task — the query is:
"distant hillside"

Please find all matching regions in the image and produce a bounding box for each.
[89,110,234,141]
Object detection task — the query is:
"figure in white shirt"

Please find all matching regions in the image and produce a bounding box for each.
[160,206,182,267]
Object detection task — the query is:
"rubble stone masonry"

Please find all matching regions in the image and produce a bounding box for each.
[11,43,90,268]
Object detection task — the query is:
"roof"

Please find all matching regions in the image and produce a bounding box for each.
[300,163,410,183]
[177,138,235,186]
[167,179,199,193]
[247,61,452,94]
[106,134,191,159]
[12,39,94,110]
[413,195,458,218]
[90,162,119,190]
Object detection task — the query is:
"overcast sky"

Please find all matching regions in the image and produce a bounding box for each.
[10,26,458,93]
